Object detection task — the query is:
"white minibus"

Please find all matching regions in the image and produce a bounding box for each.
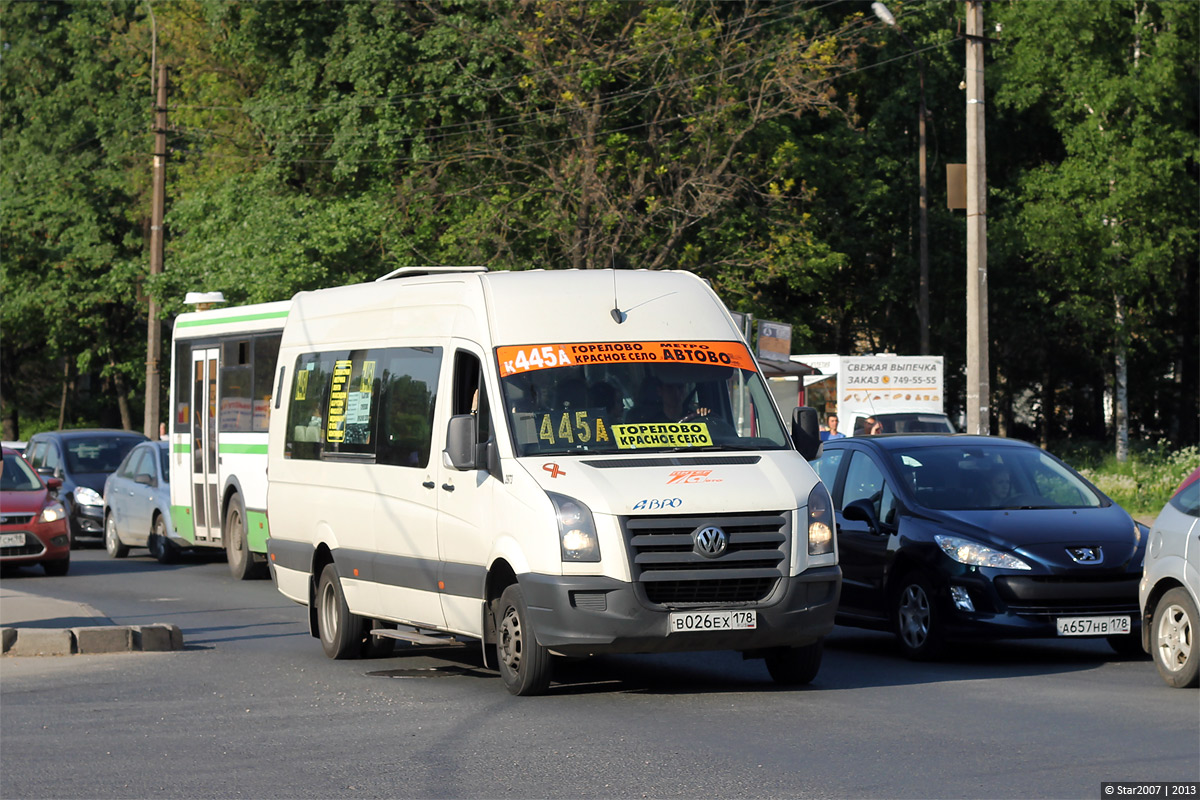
[267,268,840,695]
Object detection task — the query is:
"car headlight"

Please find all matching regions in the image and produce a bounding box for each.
[807,483,835,556]
[38,502,66,523]
[935,534,1031,570]
[548,492,600,562]
[74,486,103,507]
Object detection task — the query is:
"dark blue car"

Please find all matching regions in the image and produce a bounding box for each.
[813,435,1146,659]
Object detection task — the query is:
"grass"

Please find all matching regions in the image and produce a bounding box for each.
[1055,440,1199,520]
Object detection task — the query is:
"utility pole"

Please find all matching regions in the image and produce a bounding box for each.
[964,1,989,435]
[143,62,167,439]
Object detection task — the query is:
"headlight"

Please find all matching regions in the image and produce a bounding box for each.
[74,486,103,507]
[38,502,66,523]
[935,534,1031,570]
[548,492,600,562]
[807,483,835,556]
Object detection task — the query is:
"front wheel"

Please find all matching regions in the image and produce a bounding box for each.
[1151,587,1199,688]
[148,516,177,565]
[495,584,552,696]
[42,556,70,577]
[317,564,365,660]
[104,513,129,559]
[225,494,264,580]
[764,640,824,686]
[892,570,945,660]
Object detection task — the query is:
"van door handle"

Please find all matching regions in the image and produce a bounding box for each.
[441,483,455,492]
[422,481,435,489]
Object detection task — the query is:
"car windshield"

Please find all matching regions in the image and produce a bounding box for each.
[2,452,43,492]
[889,443,1104,510]
[496,341,791,456]
[64,437,142,474]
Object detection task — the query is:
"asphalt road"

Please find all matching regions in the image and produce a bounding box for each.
[1,549,1197,800]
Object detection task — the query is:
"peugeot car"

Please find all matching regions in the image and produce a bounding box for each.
[813,435,1146,659]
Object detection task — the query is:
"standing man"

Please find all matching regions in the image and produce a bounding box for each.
[820,414,845,441]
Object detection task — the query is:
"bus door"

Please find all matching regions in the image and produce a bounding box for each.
[191,348,222,543]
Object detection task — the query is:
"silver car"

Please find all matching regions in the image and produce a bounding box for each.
[103,441,181,564]
[1139,467,1200,688]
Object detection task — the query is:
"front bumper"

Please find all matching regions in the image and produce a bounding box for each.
[939,568,1141,640]
[520,565,841,656]
[69,503,104,540]
[0,523,71,565]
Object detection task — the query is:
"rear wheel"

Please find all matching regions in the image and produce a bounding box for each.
[495,584,552,696]
[317,564,365,660]
[147,516,176,565]
[764,640,824,685]
[104,513,129,559]
[892,570,945,660]
[1151,587,1199,689]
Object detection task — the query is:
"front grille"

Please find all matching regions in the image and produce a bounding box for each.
[0,533,45,558]
[1,515,34,525]
[995,575,1139,616]
[622,512,789,606]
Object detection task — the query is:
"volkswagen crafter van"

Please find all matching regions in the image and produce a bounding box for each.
[266,267,841,695]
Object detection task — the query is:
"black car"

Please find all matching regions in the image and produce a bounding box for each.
[25,429,149,546]
[813,434,1146,659]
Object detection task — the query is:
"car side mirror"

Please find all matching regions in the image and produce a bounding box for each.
[443,414,478,471]
[791,406,822,461]
[843,498,882,534]
[45,477,62,493]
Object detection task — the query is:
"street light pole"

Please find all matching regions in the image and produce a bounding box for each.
[965,0,989,435]
[873,2,930,356]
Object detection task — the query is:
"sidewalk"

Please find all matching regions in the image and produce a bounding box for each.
[0,584,184,657]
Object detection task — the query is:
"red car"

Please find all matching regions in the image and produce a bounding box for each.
[1,446,70,575]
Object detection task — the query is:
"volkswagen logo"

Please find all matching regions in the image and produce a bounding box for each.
[693,525,728,558]
[1066,546,1103,564]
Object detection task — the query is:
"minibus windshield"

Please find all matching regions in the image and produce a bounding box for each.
[496,341,792,456]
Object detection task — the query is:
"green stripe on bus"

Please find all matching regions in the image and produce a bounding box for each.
[176,310,289,328]
[246,509,271,554]
[173,442,190,454]
[219,443,268,455]
[170,505,196,543]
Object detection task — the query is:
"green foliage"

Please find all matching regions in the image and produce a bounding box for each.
[1060,441,1200,518]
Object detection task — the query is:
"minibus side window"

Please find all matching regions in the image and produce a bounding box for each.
[452,351,492,452]
[323,349,379,458]
[377,347,442,468]
[285,352,334,460]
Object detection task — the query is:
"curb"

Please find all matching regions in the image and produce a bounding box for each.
[1,624,184,657]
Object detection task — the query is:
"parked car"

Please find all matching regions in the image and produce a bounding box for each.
[103,440,182,563]
[1139,467,1200,688]
[25,429,148,546]
[1,446,70,575]
[812,434,1146,659]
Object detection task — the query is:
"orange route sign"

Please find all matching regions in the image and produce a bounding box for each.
[496,341,758,377]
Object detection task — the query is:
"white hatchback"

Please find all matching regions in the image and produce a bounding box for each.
[1139,467,1200,688]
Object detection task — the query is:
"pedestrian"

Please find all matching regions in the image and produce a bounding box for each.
[820,414,845,441]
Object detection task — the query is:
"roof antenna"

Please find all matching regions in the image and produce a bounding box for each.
[610,260,626,323]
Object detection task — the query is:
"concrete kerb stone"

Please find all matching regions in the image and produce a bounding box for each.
[1,624,185,656]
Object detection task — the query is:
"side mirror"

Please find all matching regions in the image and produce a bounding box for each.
[45,477,62,493]
[843,498,881,534]
[443,414,478,471]
[791,406,822,461]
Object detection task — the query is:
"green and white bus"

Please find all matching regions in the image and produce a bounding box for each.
[167,299,290,578]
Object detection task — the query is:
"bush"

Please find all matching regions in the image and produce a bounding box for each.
[1057,440,1200,519]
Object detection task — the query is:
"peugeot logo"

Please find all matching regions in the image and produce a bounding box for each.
[694,525,728,558]
[1066,546,1103,564]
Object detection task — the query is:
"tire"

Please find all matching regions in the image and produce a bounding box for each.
[892,570,945,660]
[1106,632,1147,658]
[495,584,552,696]
[148,516,177,565]
[764,640,824,686]
[1150,587,1199,689]
[42,557,70,577]
[317,563,365,660]
[104,512,129,559]
[225,494,264,580]
[364,620,396,659]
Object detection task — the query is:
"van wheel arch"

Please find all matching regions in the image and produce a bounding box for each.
[482,560,519,672]
[308,545,335,639]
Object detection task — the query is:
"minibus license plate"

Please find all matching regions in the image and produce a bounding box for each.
[669,610,756,633]
[1055,615,1130,636]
